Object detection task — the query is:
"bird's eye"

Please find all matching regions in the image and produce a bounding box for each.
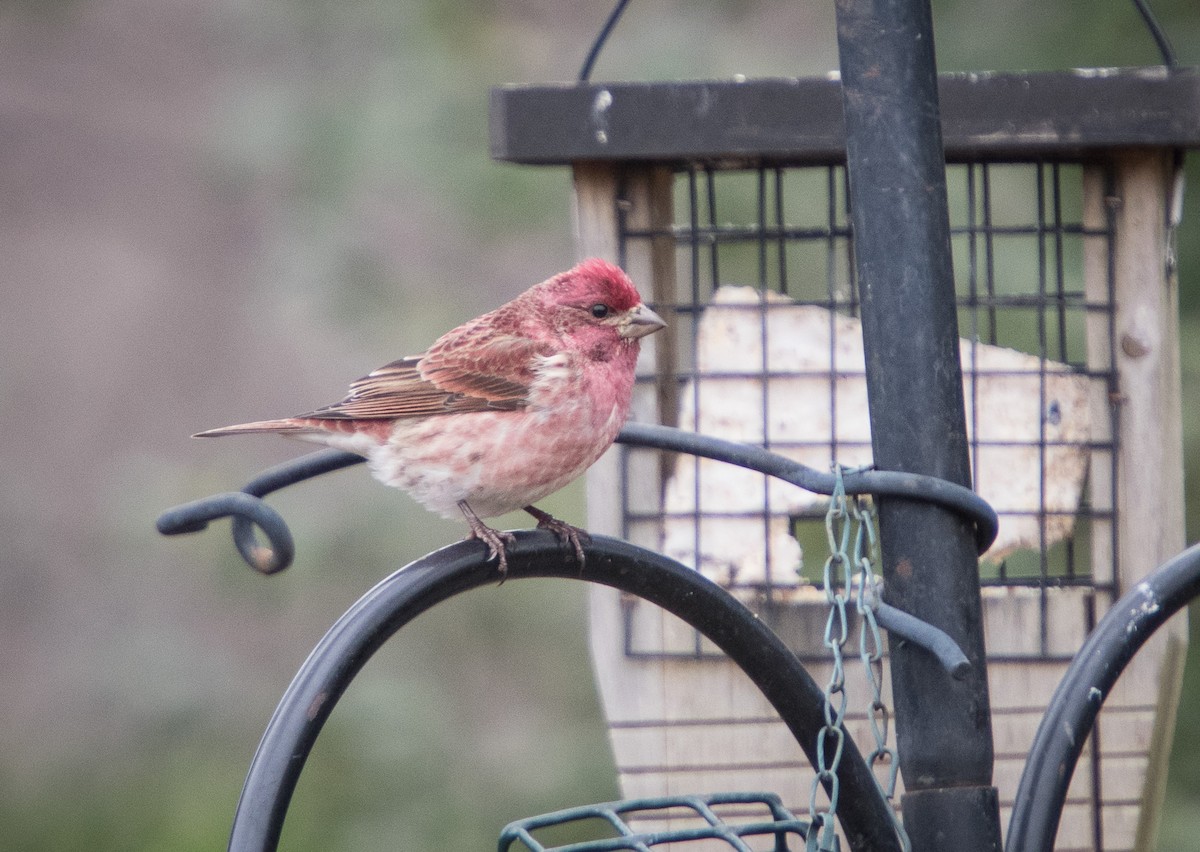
[590,303,611,319]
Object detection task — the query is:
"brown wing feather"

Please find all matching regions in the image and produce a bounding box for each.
[304,330,548,422]
[419,325,547,399]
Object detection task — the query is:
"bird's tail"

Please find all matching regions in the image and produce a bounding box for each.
[192,419,317,438]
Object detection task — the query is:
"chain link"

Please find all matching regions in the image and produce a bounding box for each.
[807,467,852,851]
[807,467,910,852]
[850,491,911,852]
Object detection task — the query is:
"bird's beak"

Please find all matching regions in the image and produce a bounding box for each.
[619,304,667,339]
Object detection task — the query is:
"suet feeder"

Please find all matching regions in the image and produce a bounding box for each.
[492,66,1200,851]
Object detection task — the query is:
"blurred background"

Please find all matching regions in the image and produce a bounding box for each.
[0,1,1197,849]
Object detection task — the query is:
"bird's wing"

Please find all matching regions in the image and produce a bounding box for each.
[304,334,546,421]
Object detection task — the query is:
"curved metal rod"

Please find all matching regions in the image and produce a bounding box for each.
[156,492,295,574]
[1130,0,1177,68]
[618,423,998,554]
[156,449,364,574]
[156,423,996,575]
[578,0,631,82]
[872,602,970,680]
[229,534,904,852]
[158,425,982,670]
[1005,541,1200,852]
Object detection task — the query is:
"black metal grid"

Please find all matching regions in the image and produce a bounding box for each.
[614,159,1118,661]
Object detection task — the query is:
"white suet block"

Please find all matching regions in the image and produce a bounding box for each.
[662,287,1091,586]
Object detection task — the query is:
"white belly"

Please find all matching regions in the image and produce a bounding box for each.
[365,399,624,519]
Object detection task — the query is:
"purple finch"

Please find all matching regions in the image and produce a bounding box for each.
[194,258,665,576]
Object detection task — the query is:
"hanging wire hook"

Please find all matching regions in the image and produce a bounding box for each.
[579,0,632,82]
[1129,0,1177,67]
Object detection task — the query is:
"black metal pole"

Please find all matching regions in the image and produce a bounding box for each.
[833,0,1002,849]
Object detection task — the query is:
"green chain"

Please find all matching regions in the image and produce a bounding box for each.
[850,495,911,852]
[808,467,910,852]
[807,467,852,852]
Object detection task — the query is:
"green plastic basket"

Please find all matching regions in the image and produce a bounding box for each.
[498,792,811,852]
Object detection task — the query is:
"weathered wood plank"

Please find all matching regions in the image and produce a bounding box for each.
[494,70,1200,166]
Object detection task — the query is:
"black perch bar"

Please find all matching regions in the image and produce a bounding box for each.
[157,424,998,569]
[1007,542,1200,852]
[225,535,906,852]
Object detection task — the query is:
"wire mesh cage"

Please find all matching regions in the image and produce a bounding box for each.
[493,70,1198,851]
[617,160,1115,651]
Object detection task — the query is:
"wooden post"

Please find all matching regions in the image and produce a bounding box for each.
[1083,150,1187,851]
[575,162,676,538]
[574,162,624,539]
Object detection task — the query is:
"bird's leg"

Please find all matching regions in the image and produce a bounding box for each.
[458,501,516,578]
[524,505,590,567]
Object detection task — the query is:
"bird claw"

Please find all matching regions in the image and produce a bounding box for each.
[457,502,590,581]
[524,506,590,568]
[458,501,517,580]
[470,525,517,578]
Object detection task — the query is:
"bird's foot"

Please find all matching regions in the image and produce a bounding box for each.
[524,505,590,568]
[458,501,517,579]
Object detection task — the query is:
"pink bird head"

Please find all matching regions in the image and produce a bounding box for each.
[518,258,666,355]
[542,258,642,311]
